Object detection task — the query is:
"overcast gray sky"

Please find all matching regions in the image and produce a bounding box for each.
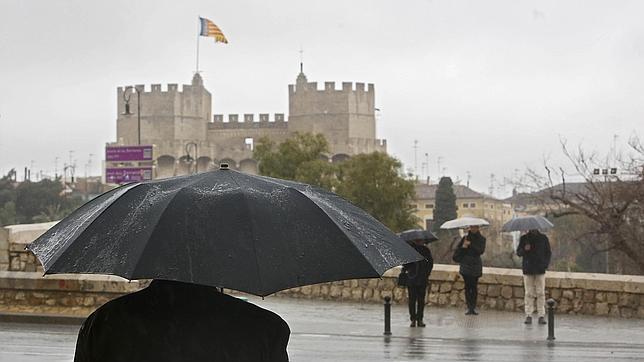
[0,0,642,196]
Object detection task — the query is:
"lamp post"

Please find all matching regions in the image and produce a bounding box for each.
[185,142,198,174]
[122,86,142,145]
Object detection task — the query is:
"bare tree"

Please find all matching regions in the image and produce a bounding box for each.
[520,135,644,274]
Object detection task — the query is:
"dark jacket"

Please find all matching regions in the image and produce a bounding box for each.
[74,280,290,362]
[516,231,552,275]
[456,232,486,278]
[402,243,434,286]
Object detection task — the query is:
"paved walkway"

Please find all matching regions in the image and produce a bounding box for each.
[1,296,643,361]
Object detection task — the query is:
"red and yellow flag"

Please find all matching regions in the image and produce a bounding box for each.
[199,17,228,44]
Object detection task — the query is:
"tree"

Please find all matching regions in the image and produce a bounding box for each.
[254,132,330,185]
[523,136,644,274]
[432,177,457,233]
[15,179,66,223]
[335,152,418,232]
[254,133,418,232]
[0,201,16,227]
[294,159,338,191]
[0,171,84,226]
[0,171,18,226]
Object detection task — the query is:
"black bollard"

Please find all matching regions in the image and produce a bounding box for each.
[384,296,392,336]
[546,298,557,341]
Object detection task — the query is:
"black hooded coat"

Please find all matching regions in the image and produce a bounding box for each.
[516,230,552,275]
[455,231,486,278]
[402,243,434,286]
[73,280,290,362]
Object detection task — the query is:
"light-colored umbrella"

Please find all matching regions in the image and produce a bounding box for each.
[440,217,490,230]
[502,215,554,232]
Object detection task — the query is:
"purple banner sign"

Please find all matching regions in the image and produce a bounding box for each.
[106,145,153,162]
[106,167,153,184]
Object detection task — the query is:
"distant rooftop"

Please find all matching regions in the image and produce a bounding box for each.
[414,183,498,200]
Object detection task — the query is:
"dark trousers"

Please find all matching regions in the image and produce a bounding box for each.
[463,276,479,310]
[407,284,427,321]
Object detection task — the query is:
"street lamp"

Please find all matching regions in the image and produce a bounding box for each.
[122,86,142,145]
[185,142,198,174]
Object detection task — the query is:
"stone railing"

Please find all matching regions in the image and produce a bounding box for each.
[276,265,644,319]
[0,271,146,316]
[1,221,55,272]
[0,265,642,319]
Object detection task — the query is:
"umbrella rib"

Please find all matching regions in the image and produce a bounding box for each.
[284,186,384,276]
[127,173,211,281]
[44,182,145,273]
[223,172,266,296]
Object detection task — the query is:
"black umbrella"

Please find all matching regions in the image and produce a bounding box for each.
[398,229,439,244]
[28,167,422,297]
[502,215,554,232]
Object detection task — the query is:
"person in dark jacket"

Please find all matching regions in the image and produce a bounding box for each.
[402,238,434,327]
[517,229,552,325]
[74,279,290,362]
[454,225,486,315]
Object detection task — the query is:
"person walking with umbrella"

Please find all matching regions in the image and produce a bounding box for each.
[448,221,487,315]
[399,229,436,327]
[516,228,552,325]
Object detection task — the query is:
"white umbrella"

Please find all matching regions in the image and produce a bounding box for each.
[440,217,490,230]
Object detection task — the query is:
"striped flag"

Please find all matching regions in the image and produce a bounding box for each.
[199,17,228,44]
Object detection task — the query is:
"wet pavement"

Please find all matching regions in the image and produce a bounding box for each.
[1,296,643,361]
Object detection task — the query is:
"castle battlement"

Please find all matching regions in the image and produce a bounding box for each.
[339,138,387,147]
[117,82,204,95]
[288,81,374,94]
[208,113,287,130]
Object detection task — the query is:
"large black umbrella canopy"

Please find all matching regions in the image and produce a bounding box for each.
[28,168,422,297]
[502,215,554,232]
[398,229,439,244]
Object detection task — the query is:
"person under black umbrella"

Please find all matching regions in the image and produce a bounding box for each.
[401,238,434,327]
[452,225,486,315]
[29,166,423,361]
[74,279,290,362]
[516,229,552,325]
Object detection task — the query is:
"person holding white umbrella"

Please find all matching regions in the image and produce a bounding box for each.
[442,217,488,315]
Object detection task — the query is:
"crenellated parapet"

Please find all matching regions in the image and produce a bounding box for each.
[116,82,206,95]
[208,113,287,129]
[288,81,374,95]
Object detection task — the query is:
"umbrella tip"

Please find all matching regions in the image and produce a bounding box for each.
[219,163,229,170]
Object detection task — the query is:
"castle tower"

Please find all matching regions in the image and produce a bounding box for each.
[287,66,384,159]
[116,73,212,149]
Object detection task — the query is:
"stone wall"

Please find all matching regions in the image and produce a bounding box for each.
[0,221,56,272]
[276,265,644,319]
[0,266,642,319]
[0,271,146,316]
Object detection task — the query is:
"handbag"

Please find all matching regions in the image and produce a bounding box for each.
[397,270,409,287]
[452,247,465,263]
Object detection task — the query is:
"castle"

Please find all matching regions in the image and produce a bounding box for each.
[109,67,386,179]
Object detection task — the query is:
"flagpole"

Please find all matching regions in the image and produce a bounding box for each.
[195,16,201,73]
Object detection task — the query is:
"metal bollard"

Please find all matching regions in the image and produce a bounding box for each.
[546,298,557,341]
[384,296,392,336]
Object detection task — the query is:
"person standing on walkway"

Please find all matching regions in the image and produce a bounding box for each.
[517,229,552,325]
[453,225,486,315]
[74,279,290,362]
[402,238,434,327]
